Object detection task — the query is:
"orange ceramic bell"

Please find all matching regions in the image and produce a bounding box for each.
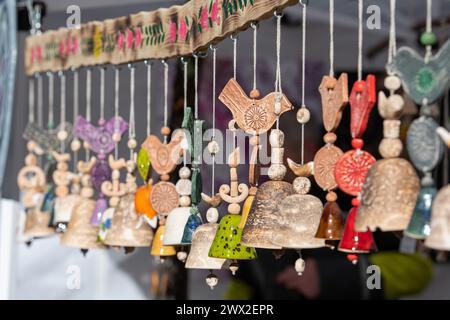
[134,183,157,220]
[151,224,176,257]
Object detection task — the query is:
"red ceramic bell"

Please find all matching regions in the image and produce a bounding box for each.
[338,207,374,261]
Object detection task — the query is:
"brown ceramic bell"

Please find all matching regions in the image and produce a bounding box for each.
[355,159,420,232]
[241,129,295,249]
[23,208,55,238]
[315,192,344,240]
[425,185,450,250]
[103,194,153,248]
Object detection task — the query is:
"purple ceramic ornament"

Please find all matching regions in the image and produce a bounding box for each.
[75,116,128,155]
[91,195,108,226]
[91,160,112,191]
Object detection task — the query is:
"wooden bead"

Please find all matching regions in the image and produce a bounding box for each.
[351,197,360,207]
[228,203,240,215]
[268,164,286,181]
[296,107,310,124]
[161,126,171,136]
[269,129,284,147]
[206,207,219,223]
[207,140,220,154]
[420,31,437,46]
[27,140,36,152]
[127,138,137,149]
[351,138,364,150]
[176,178,192,196]
[250,89,260,99]
[71,139,81,152]
[383,120,401,139]
[83,141,91,150]
[326,191,338,202]
[379,138,402,159]
[57,130,68,141]
[25,154,37,166]
[112,133,122,142]
[323,132,337,144]
[354,81,365,93]
[293,176,311,195]
[270,147,284,164]
[295,258,305,275]
[179,166,191,179]
[384,75,401,91]
[161,174,170,181]
[179,195,191,207]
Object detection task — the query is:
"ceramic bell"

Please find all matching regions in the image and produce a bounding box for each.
[163,166,202,246]
[60,158,105,251]
[338,207,374,260]
[425,185,450,250]
[241,129,295,249]
[185,207,228,270]
[404,177,437,240]
[315,192,345,240]
[272,177,325,249]
[104,194,153,248]
[208,148,256,273]
[23,208,55,238]
[356,74,420,232]
[52,152,81,232]
[151,224,176,258]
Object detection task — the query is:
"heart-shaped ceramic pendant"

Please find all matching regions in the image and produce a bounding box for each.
[23,122,73,154]
[389,40,450,105]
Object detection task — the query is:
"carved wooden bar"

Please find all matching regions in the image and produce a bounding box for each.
[25,0,297,75]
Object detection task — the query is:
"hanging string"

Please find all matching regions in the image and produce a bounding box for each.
[114,66,120,159]
[231,34,237,79]
[357,0,363,81]
[425,0,433,63]
[387,0,397,65]
[194,54,199,120]
[73,69,79,169]
[37,73,43,129]
[129,64,136,159]
[59,71,66,152]
[329,0,334,77]
[28,77,35,124]
[274,11,283,131]
[251,23,258,91]
[47,72,54,129]
[163,60,169,144]
[99,66,105,121]
[181,57,189,167]
[86,68,92,160]
[211,45,217,195]
[145,61,153,136]
[300,1,307,165]
[274,13,283,94]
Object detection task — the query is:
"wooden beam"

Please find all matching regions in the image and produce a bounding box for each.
[25,0,298,75]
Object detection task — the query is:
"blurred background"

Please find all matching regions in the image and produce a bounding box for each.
[1,0,450,300]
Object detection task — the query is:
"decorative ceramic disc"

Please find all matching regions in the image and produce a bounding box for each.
[150,181,178,215]
[406,116,444,173]
[313,144,343,191]
[334,150,376,196]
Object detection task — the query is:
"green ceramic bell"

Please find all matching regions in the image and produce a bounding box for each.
[208,214,256,261]
[404,185,437,239]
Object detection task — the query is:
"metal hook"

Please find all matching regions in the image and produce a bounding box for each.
[144,59,153,67]
[180,56,189,65]
[250,21,259,30]
[209,43,217,52]
[274,10,284,18]
[299,0,308,6]
[230,33,238,41]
